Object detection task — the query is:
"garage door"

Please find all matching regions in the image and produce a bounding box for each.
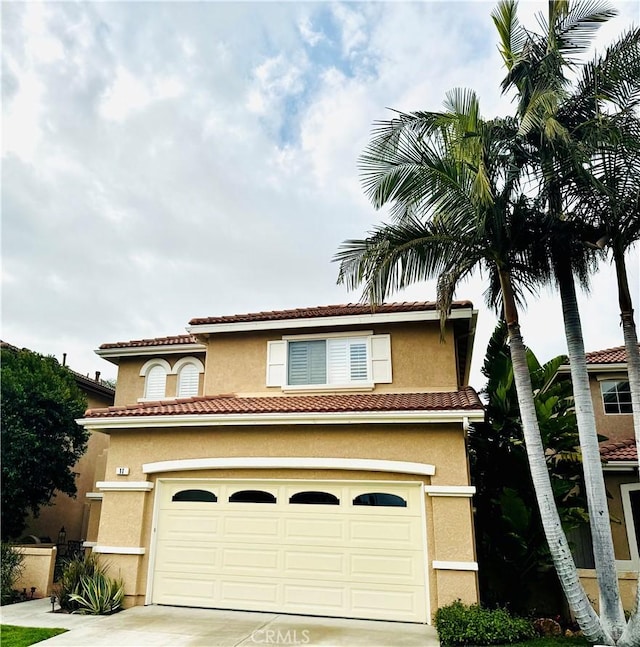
[151,479,428,622]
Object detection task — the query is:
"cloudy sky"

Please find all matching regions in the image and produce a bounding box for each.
[2,0,638,388]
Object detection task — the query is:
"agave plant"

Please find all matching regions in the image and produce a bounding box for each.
[69,571,124,615]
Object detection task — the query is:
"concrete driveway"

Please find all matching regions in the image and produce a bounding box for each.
[1,598,440,646]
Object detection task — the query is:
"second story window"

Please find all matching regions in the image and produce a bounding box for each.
[266,333,391,389]
[288,337,368,386]
[601,380,632,414]
[140,359,171,400]
[177,362,200,397]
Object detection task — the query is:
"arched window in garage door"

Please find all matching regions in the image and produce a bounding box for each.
[229,490,277,503]
[289,491,340,505]
[353,492,407,507]
[172,489,217,502]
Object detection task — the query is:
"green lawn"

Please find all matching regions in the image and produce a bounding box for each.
[0,625,68,647]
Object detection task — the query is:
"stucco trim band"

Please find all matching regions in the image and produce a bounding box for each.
[432,560,479,571]
[96,481,155,492]
[86,492,103,500]
[142,457,436,477]
[93,546,146,555]
[82,541,97,548]
[424,485,475,497]
[603,462,638,472]
[79,409,485,431]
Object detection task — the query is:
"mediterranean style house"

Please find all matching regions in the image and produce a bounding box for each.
[78,302,484,623]
[557,345,639,611]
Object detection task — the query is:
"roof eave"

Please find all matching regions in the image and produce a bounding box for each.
[95,343,207,363]
[186,308,477,335]
[77,408,485,431]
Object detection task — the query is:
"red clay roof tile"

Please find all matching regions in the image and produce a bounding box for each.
[586,345,639,364]
[600,438,637,462]
[84,388,483,419]
[188,301,473,326]
[100,335,199,350]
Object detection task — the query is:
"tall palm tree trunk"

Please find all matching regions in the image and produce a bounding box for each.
[613,245,640,647]
[498,268,610,644]
[556,261,626,641]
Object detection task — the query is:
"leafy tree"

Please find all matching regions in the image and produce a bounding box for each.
[470,322,588,613]
[1,347,88,540]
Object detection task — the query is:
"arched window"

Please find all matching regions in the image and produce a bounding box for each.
[140,359,171,400]
[353,492,407,507]
[172,489,217,502]
[172,357,205,398]
[289,491,339,505]
[229,490,276,503]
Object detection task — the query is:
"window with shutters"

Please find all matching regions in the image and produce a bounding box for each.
[287,337,370,386]
[140,360,170,400]
[177,362,200,397]
[266,333,392,389]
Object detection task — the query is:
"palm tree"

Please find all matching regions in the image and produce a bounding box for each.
[335,90,611,643]
[492,2,640,640]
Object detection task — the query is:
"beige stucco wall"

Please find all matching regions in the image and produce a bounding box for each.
[604,472,638,561]
[589,376,634,443]
[114,355,206,407]
[12,545,57,598]
[578,569,638,615]
[111,323,459,406]
[94,421,477,618]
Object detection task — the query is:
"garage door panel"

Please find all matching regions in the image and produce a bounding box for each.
[221,579,279,605]
[284,549,346,579]
[351,586,425,620]
[221,547,280,574]
[155,543,219,571]
[350,551,423,582]
[158,511,220,539]
[152,479,428,623]
[223,515,280,539]
[282,583,346,612]
[284,517,346,542]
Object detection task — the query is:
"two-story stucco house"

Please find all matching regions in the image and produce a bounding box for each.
[556,345,639,612]
[78,302,484,624]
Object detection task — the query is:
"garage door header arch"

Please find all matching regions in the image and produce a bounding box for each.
[143,456,435,477]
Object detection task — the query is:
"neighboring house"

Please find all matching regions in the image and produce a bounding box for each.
[556,345,639,611]
[78,301,484,624]
[20,361,115,547]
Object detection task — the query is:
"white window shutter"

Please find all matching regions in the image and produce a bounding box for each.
[266,340,286,387]
[145,364,167,399]
[370,334,392,383]
[177,363,200,398]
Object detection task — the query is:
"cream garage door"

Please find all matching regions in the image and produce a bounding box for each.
[152,479,428,623]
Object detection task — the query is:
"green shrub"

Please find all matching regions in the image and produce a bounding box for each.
[56,553,105,611]
[1,543,24,605]
[435,600,536,646]
[69,571,124,615]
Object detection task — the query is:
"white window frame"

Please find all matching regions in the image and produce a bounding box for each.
[266,331,391,391]
[172,357,205,398]
[599,379,632,415]
[139,359,171,402]
[620,483,640,568]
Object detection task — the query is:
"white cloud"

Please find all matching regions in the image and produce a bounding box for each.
[2,0,638,388]
[99,66,184,122]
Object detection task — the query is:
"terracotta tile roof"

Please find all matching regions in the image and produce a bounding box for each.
[84,387,483,419]
[188,301,473,326]
[100,334,199,350]
[586,345,639,364]
[600,438,637,462]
